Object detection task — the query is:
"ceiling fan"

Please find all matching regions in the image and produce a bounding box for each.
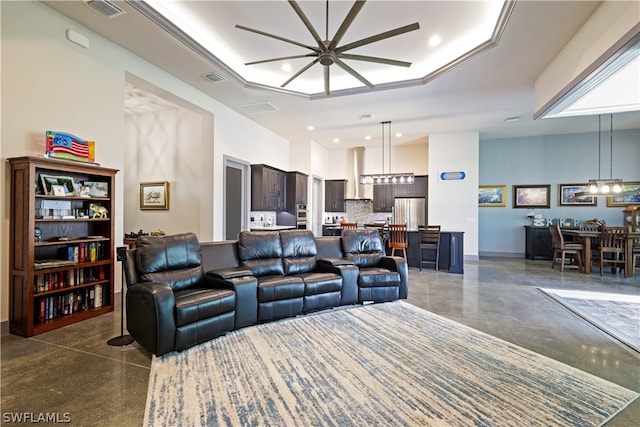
[236,0,420,95]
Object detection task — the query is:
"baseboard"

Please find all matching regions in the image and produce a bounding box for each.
[479,251,525,259]
[1,320,9,336]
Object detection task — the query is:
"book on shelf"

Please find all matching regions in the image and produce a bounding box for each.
[34,259,76,270]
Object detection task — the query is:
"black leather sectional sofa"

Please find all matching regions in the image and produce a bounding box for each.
[124,229,408,356]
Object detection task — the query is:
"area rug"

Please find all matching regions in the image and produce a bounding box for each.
[539,288,640,353]
[145,301,638,426]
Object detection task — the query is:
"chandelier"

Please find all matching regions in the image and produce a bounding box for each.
[581,114,625,196]
[359,121,414,185]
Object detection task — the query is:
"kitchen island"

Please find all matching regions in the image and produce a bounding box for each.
[250,225,297,231]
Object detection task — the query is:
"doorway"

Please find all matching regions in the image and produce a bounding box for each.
[224,157,250,240]
[312,176,323,236]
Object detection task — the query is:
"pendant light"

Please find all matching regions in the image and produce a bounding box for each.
[359,121,414,185]
[580,114,627,196]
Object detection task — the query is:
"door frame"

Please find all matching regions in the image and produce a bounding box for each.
[223,156,251,239]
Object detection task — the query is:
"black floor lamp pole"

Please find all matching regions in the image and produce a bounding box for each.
[108,246,134,347]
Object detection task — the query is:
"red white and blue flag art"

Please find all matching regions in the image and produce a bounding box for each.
[45,131,95,163]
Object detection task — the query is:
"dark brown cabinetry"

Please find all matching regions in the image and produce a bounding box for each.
[8,156,117,337]
[394,175,427,198]
[251,164,286,211]
[325,179,346,212]
[524,226,554,260]
[373,184,394,212]
[286,171,308,213]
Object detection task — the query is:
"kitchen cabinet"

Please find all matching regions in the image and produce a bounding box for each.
[251,164,286,211]
[325,179,346,212]
[286,171,308,213]
[394,175,427,198]
[372,184,394,212]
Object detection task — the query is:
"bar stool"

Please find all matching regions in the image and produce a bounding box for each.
[387,223,408,259]
[340,222,357,230]
[418,225,441,271]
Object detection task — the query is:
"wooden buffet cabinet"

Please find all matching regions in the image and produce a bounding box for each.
[8,156,117,337]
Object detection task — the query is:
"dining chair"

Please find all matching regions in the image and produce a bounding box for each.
[418,225,441,271]
[598,226,627,276]
[579,223,601,261]
[549,223,584,272]
[387,223,408,259]
[627,243,640,277]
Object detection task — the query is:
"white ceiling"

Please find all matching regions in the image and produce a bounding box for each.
[44,0,640,150]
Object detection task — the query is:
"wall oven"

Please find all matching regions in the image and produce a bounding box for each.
[296,204,309,229]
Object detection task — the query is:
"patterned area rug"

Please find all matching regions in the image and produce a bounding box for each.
[145,301,638,426]
[539,288,640,353]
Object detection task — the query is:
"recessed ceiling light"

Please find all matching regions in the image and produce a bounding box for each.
[395,132,403,137]
[306,125,314,131]
[428,35,442,47]
[505,116,520,122]
[364,135,371,140]
[281,63,292,72]
[333,138,340,143]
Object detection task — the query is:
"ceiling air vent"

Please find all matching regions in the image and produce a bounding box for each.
[238,102,279,115]
[202,72,226,83]
[84,0,126,19]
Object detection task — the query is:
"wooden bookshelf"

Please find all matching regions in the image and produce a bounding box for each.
[8,156,118,337]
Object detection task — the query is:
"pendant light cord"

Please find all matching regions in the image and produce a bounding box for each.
[609,113,613,180]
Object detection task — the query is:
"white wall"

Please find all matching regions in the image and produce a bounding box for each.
[0,1,291,323]
[428,132,480,258]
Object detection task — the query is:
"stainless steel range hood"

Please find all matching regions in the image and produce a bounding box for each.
[346,147,371,200]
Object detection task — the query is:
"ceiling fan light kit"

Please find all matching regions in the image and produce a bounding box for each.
[236,0,419,95]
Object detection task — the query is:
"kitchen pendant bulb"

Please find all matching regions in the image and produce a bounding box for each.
[589,183,598,193]
[612,182,622,193]
[601,183,610,193]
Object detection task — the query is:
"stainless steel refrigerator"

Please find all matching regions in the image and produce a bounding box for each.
[393,198,426,231]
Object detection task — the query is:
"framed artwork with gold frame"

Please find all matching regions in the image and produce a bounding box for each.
[479,185,507,207]
[140,181,169,210]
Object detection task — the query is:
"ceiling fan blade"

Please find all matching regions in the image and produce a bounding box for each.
[336,22,420,53]
[288,1,326,51]
[338,53,411,68]
[245,54,317,66]
[334,57,374,88]
[327,1,366,51]
[324,65,330,95]
[281,58,320,88]
[236,24,319,52]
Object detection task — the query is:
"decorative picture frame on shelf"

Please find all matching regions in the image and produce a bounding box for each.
[606,182,640,207]
[82,181,109,198]
[479,185,507,207]
[140,181,169,210]
[513,184,550,208]
[39,174,76,196]
[558,184,597,206]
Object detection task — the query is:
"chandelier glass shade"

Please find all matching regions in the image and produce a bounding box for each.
[359,121,414,185]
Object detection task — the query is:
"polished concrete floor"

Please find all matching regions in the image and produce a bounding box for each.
[2,258,639,426]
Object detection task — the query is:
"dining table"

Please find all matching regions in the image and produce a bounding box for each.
[562,228,640,275]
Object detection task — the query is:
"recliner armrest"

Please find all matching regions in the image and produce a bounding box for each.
[318,258,354,267]
[379,256,408,299]
[206,267,254,280]
[126,281,177,356]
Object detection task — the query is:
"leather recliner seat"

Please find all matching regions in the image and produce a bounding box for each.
[125,233,236,356]
[341,228,406,303]
[280,230,343,313]
[238,231,306,322]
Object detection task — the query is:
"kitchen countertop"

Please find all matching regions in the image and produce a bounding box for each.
[250,225,296,231]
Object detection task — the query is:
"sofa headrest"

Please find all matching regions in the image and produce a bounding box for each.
[238,231,284,277]
[135,232,204,291]
[280,230,317,275]
[280,230,317,258]
[341,229,384,267]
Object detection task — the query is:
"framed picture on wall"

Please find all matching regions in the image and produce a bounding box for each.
[513,184,550,208]
[140,181,170,210]
[607,182,640,207]
[558,184,597,206]
[479,185,507,207]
